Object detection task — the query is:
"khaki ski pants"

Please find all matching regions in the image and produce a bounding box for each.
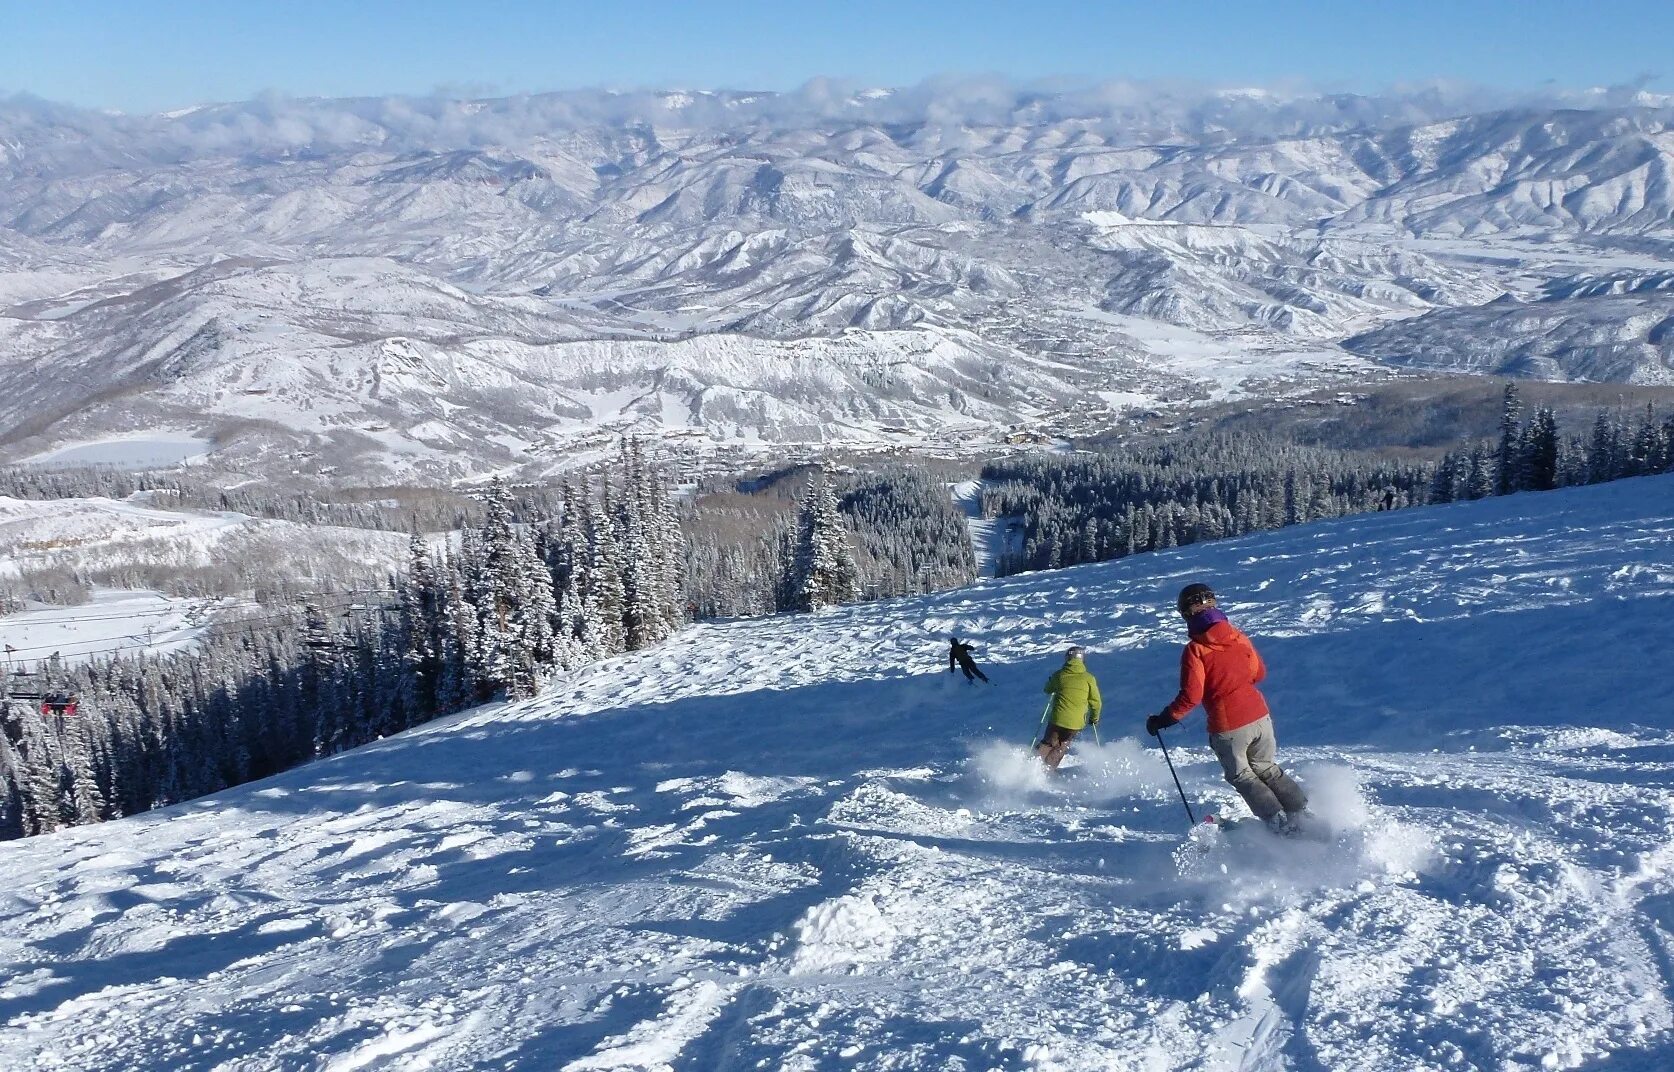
[1036,724,1078,770]
[1208,715,1308,821]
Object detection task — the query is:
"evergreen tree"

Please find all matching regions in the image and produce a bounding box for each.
[1497,383,1523,495]
[399,533,443,722]
[1631,404,1663,476]
[438,568,483,710]
[301,603,343,756]
[589,482,629,654]
[615,466,658,651]
[1467,446,1496,500]
[1588,411,1619,484]
[505,526,557,698]
[792,474,860,612]
[0,728,25,840]
[1523,407,1560,491]
[652,478,689,633]
[473,479,521,695]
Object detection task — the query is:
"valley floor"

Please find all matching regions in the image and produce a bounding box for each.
[2,477,1674,1070]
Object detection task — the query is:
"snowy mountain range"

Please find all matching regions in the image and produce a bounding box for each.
[2,472,1671,1069]
[3,84,1674,481]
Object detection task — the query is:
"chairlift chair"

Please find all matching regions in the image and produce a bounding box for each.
[4,669,80,717]
[41,692,80,717]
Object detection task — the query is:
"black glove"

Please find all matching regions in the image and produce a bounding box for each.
[1146,713,1176,737]
[1089,713,1100,727]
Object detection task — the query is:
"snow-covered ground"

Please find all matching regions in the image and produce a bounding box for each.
[3,476,1674,1070]
[0,495,411,612]
[0,588,230,665]
[0,495,246,579]
[951,479,1002,579]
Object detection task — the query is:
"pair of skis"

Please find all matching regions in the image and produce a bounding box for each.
[1034,709,1312,838]
[1156,726,1321,838]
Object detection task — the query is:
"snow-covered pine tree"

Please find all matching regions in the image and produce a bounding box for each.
[792,473,860,612]
[613,468,659,650]
[1430,451,1460,503]
[472,479,521,696]
[505,525,557,698]
[537,505,585,671]
[1522,407,1560,491]
[545,498,589,661]
[7,703,64,835]
[588,482,628,655]
[1497,383,1523,495]
[399,532,443,721]
[651,476,688,634]
[1630,403,1663,475]
[438,566,483,710]
[1588,411,1619,484]
[301,603,343,756]
[60,711,107,824]
[0,726,25,840]
[1467,445,1497,500]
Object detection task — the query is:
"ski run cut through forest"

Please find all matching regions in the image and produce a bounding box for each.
[2,473,1674,1071]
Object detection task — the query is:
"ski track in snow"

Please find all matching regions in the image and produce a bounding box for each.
[4,477,1674,1070]
[951,479,1001,580]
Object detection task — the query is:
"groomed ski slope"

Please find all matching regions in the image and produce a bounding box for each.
[4,476,1674,1071]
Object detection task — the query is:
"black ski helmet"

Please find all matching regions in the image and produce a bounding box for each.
[1177,583,1216,615]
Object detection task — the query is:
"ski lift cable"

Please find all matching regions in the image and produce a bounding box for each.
[3,619,344,663]
[2,623,277,661]
[0,599,385,659]
[0,587,395,627]
[1,598,376,653]
[0,588,397,628]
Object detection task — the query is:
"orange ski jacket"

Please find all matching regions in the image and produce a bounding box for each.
[1161,619,1269,735]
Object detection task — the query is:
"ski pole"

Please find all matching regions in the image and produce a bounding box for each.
[1090,721,1102,748]
[1155,728,1197,826]
[1029,699,1051,750]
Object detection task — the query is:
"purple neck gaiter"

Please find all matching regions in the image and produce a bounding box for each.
[1187,608,1228,635]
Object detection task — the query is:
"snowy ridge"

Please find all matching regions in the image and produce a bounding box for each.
[3,475,1674,1068]
[1344,287,1674,383]
[4,92,1674,478]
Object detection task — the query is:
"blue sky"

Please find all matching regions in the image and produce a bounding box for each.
[9,0,1670,113]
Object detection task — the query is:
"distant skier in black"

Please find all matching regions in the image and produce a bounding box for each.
[1380,488,1396,511]
[948,636,990,683]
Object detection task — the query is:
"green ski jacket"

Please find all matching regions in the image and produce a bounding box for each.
[1044,658,1102,730]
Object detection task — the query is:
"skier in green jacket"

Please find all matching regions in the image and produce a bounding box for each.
[1037,646,1102,770]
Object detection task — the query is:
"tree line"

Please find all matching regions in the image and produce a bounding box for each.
[682,466,975,618]
[983,389,1674,576]
[1429,385,1674,500]
[982,437,1434,575]
[0,442,686,839]
[0,463,480,534]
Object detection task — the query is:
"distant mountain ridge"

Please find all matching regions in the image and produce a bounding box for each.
[2,84,1672,481]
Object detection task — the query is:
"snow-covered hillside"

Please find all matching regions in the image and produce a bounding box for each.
[0,496,410,656]
[0,589,230,665]
[3,476,1672,1068]
[3,86,1674,480]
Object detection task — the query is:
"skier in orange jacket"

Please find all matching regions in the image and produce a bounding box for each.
[1146,583,1309,832]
